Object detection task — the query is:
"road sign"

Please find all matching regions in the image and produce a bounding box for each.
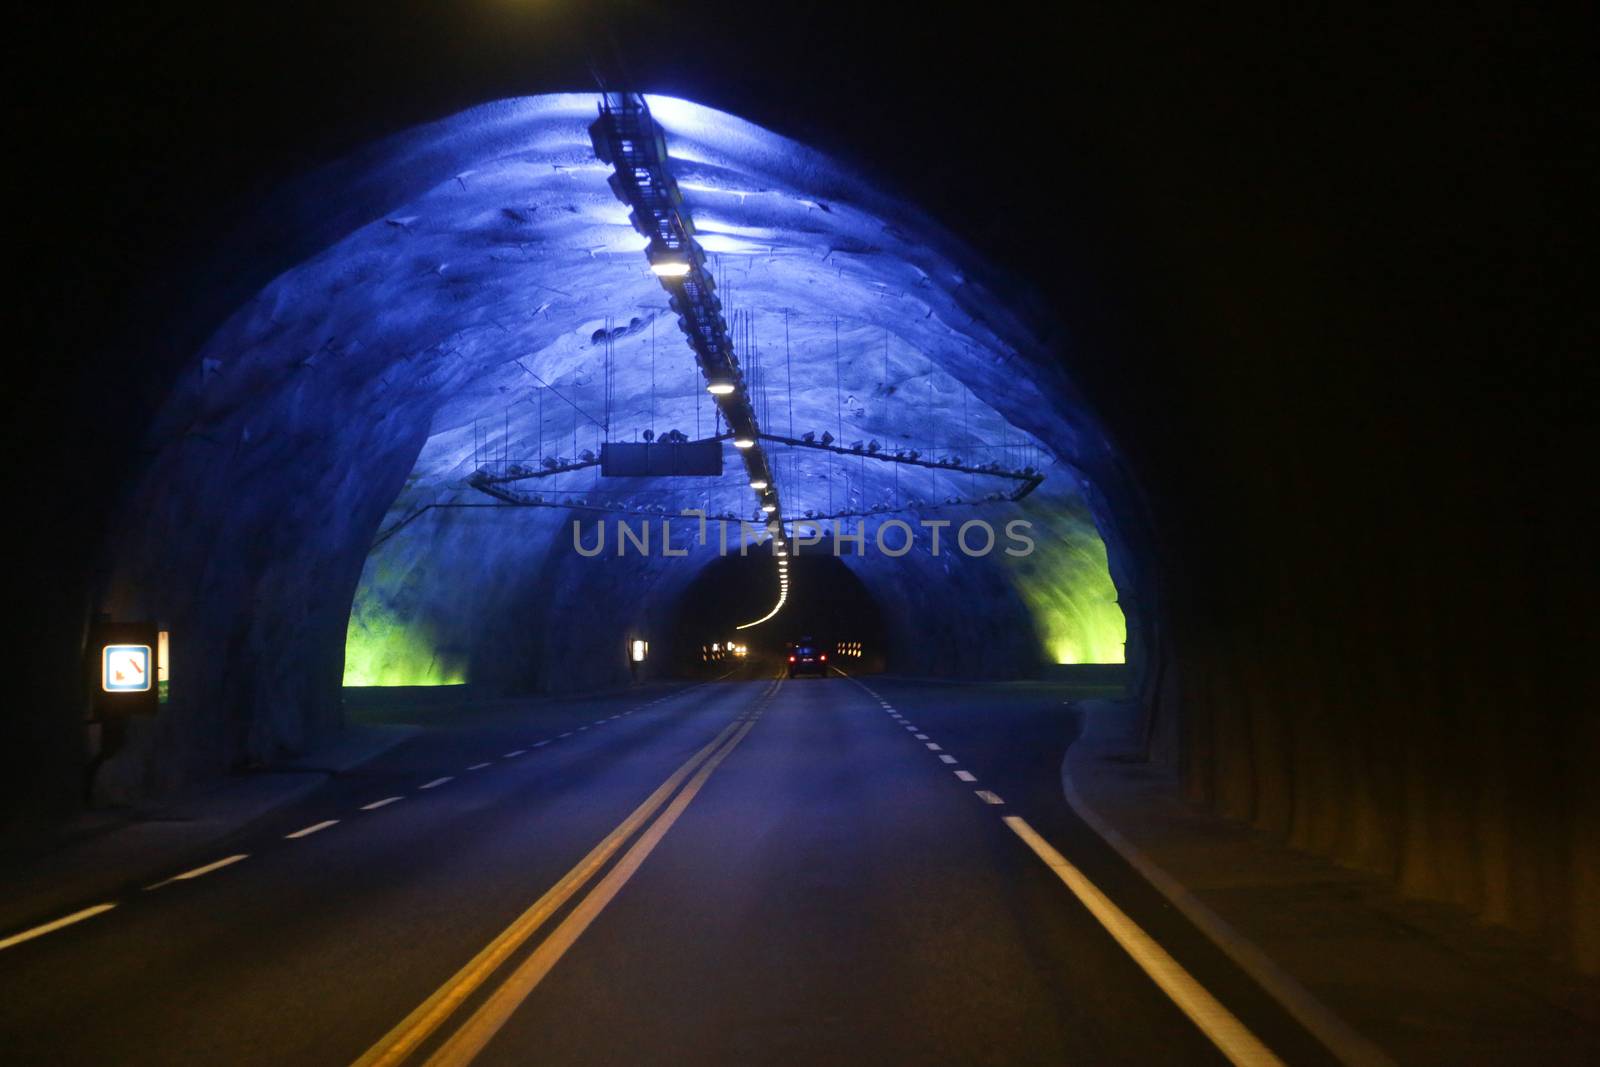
[102,644,152,692]
[88,622,161,715]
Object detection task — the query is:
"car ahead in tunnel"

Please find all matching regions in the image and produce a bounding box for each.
[787,638,826,678]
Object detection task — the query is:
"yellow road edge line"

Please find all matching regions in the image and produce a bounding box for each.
[144,853,251,890]
[1002,815,1284,1067]
[350,716,744,1067]
[423,713,764,1067]
[0,903,118,951]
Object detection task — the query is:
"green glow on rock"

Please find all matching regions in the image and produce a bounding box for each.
[1008,504,1127,664]
[342,556,468,687]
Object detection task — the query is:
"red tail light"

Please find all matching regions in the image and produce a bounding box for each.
[820,653,827,661]
[788,655,796,663]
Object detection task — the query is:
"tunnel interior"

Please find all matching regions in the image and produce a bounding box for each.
[91,93,1133,803]
[11,6,1591,990]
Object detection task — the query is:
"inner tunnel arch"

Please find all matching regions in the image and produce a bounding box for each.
[91,93,1150,802]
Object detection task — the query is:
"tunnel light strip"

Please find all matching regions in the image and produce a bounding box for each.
[590,94,788,537]
[736,567,788,630]
[735,588,786,630]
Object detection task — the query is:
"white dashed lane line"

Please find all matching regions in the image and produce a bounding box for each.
[1,691,718,951]
[863,680,1284,1065]
[925,743,943,751]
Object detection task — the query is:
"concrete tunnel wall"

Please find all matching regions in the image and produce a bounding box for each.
[31,83,1596,975]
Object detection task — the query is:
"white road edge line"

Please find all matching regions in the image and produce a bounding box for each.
[420,776,453,790]
[1060,758,1395,1065]
[1003,815,1283,1067]
[285,819,340,839]
[145,853,249,890]
[0,903,118,951]
[362,796,404,811]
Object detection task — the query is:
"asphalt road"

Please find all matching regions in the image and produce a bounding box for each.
[0,667,1340,1065]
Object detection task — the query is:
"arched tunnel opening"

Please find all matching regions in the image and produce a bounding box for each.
[147,92,1143,770]
[664,552,888,674]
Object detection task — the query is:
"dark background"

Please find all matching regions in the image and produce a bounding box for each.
[9,1,1596,956]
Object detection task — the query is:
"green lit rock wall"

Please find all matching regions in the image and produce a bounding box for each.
[1006,499,1127,665]
[343,565,468,687]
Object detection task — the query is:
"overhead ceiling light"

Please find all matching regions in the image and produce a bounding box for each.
[706,380,735,396]
[647,246,696,277]
[761,504,776,513]
[733,437,755,449]
[749,479,768,490]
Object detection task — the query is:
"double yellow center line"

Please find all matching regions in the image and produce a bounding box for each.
[354,678,778,1067]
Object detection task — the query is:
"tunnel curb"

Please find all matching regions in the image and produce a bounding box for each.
[1059,726,1397,1067]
